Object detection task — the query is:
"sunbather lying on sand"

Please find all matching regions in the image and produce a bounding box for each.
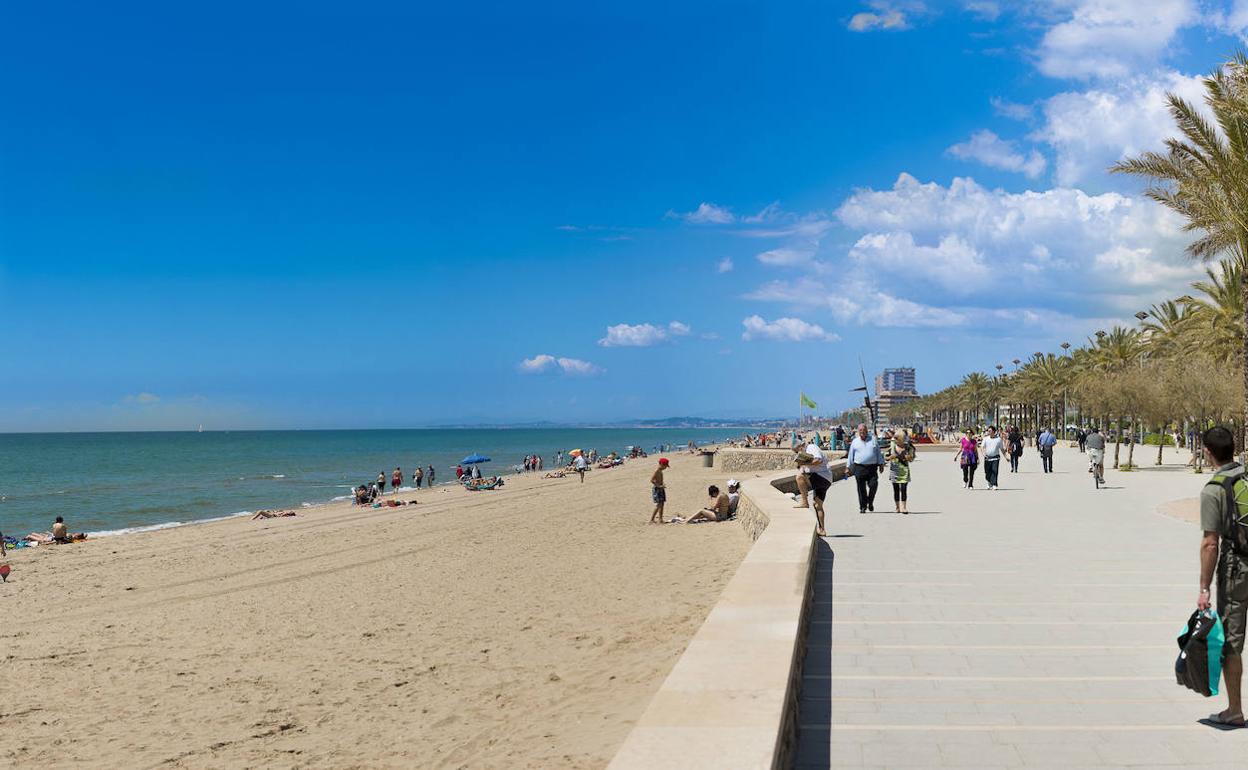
[252,510,298,520]
[543,471,567,479]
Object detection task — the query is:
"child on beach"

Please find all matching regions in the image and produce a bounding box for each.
[649,457,669,524]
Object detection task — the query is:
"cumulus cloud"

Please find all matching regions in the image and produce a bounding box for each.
[1036,0,1199,80]
[716,257,734,273]
[598,321,692,347]
[848,232,990,292]
[1032,70,1207,186]
[1210,0,1248,39]
[519,355,603,375]
[946,130,1047,178]
[746,277,967,328]
[741,315,840,342]
[671,202,734,224]
[834,172,1201,311]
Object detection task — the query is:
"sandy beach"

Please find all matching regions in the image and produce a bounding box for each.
[0,451,751,769]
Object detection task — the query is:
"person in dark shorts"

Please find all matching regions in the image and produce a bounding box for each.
[799,438,832,537]
[392,467,402,492]
[427,465,435,486]
[649,457,669,524]
[1197,425,1248,727]
[377,472,387,494]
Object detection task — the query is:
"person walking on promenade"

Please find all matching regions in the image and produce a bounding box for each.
[798,437,831,536]
[649,457,669,524]
[887,429,915,513]
[1038,427,1057,473]
[1077,428,1087,453]
[1007,425,1023,473]
[847,424,884,514]
[982,426,1004,490]
[834,425,846,451]
[1196,426,1248,727]
[956,428,979,488]
[427,464,435,486]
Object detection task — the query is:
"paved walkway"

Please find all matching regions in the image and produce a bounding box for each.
[794,445,1248,769]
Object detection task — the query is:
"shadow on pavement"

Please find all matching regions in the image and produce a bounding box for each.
[794,538,834,769]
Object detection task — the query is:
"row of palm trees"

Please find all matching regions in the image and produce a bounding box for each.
[893,52,1248,472]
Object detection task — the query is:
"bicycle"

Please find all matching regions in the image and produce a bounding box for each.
[1089,448,1105,488]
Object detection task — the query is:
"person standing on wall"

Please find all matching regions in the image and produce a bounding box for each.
[847,424,884,514]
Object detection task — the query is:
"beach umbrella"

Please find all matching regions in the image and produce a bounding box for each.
[461,453,491,464]
[569,449,583,457]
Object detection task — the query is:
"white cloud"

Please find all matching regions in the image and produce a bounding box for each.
[673,202,734,224]
[716,257,734,273]
[741,315,840,342]
[849,10,909,31]
[555,357,602,376]
[1033,70,1207,186]
[519,354,557,373]
[519,355,603,375]
[746,277,968,328]
[849,232,990,292]
[1210,0,1248,39]
[598,321,692,347]
[991,97,1034,121]
[123,392,161,405]
[743,202,783,223]
[946,129,1047,178]
[756,247,814,266]
[965,1,1000,21]
[834,172,1201,310]
[1036,0,1199,80]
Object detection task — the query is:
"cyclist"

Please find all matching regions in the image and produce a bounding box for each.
[1085,426,1107,484]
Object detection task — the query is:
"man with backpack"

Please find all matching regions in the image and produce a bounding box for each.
[1197,425,1248,727]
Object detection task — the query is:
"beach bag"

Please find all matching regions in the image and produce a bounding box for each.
[1176,609,1224,696]
[1207,466,1248,555]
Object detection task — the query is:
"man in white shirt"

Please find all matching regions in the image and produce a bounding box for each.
[574,453,588,483]
[982,425,1004,490]
[847,424,884,513]
[798,440,832,537]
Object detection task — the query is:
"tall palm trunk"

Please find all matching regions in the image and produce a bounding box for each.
[1242,268,1248,461]
[1113,417,1122,469]
[1126,416,1136,468]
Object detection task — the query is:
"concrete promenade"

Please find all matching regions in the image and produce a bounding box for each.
[796,444,1248,769]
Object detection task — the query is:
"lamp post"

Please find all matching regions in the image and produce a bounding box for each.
[1133,311,1150,454]
[1060,341,1071,435]
[1011,359,1021,432]
[995,363,1004,426]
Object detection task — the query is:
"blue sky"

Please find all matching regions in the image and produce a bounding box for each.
[2,1,1246,430]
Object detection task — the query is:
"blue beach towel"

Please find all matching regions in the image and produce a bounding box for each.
[1176,609,1224,697]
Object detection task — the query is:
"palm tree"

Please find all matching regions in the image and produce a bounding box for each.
[1184,259,1245,365]
[1113,52,1248,448]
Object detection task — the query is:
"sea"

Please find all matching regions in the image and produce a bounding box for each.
[0,428,738,538]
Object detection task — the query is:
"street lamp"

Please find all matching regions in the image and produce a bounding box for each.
[1134,311,1149,322]
[1060,342,1071,432]
[995,363,1004,426]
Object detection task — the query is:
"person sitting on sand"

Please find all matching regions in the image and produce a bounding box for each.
[52,516,70,544]
[726,480,741,517]
[677,485,731,524]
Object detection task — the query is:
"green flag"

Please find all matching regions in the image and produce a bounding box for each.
[800,392,817,410]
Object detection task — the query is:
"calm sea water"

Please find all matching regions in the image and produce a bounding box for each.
[0,428,735,538]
